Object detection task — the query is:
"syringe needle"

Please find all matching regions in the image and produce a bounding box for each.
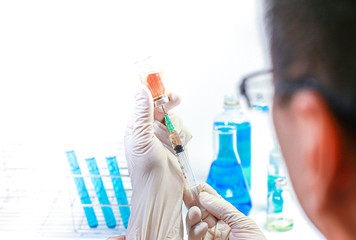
[161,105,167,115]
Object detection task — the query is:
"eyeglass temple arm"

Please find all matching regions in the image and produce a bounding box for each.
[240,78,250,108]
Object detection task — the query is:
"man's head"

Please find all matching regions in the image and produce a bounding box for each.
[266,0,356,238]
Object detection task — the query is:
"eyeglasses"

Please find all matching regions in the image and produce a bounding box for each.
[239,69,274,111]
[239,69,356,127]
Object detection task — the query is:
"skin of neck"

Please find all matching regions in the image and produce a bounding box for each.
[315,150,356,240]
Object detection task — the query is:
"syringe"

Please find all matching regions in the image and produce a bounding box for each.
[135,56,200,204]
[163,110,200,206]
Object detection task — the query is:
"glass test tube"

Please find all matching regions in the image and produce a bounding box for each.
[86,157,117,229]
[65,150,98,228]
[106,156,130,229]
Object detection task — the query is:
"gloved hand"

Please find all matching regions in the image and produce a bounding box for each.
[124,86,192,240]
[187,183,266,240]
[107,236,126,240]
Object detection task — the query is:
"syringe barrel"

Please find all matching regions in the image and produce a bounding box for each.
[176,150,197,189]
[166,122,200,205]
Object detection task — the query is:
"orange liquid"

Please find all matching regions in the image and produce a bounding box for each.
[145,72,166,100]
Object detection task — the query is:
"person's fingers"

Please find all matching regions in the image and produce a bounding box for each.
[189,221,208,240]
[183,185,200,209]
[183,183,219,229]
[106,236,125,240]
[209,220,231,240]
[202,214,218,228]
[186,204,216,237]
[186,206,202,227]
[153,120,172,152]
[153,110,192,154]
[165,92,182,111]
[200,194,265,240]
[124,86,163,172]
[154,92,181,122]
[127,86,155,153]
[184,183,221,213]
[169,111,192,144]
[133,86,154,129]
[199,192,247,228]
[199,182,221,197]
[125,85,154,138]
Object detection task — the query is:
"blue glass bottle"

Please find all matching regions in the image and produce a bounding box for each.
[213,95,252,188]
[207,125,252,215]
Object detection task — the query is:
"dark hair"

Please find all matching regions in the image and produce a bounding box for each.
[265,0,356,138]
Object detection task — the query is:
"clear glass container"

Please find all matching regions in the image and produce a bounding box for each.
[267,145,286,199]
[135,56,169,107]
[213,94,252,189]
[207,125,252,215]
[267,177,294,231]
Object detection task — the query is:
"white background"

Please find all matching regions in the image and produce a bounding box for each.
[0,1,324,239]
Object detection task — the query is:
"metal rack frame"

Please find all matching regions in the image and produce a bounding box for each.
[0,142,131,238]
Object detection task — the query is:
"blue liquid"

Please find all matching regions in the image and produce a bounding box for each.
[268,175,285,213]
[106,156,130,229]
[86,157,117,229]
[214,122,251,188]
[252,104,269,112]
[65,151,98,228]
[268,175,278,197]
[271,188,284,213]
[207,127,252,215]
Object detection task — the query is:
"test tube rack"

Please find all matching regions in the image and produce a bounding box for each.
[0,142,131,238]
[67,151,132,233]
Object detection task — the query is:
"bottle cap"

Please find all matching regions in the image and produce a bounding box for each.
[224,94,240,107]
[154,95,170,108]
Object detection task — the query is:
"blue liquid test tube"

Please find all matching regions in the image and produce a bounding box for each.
[65,150,98,228]
[86,157,117,229]
[106,156,130,228]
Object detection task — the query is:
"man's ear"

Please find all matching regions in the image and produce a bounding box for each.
[290,90,340,208]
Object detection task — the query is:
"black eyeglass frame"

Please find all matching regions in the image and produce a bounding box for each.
[239,69,272,108]
[239,69,356,126]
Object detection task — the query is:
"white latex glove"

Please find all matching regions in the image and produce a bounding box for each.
[124,86,192,240]
[187,183,266,240]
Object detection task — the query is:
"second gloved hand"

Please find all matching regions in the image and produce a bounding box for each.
[186,183,266,240]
